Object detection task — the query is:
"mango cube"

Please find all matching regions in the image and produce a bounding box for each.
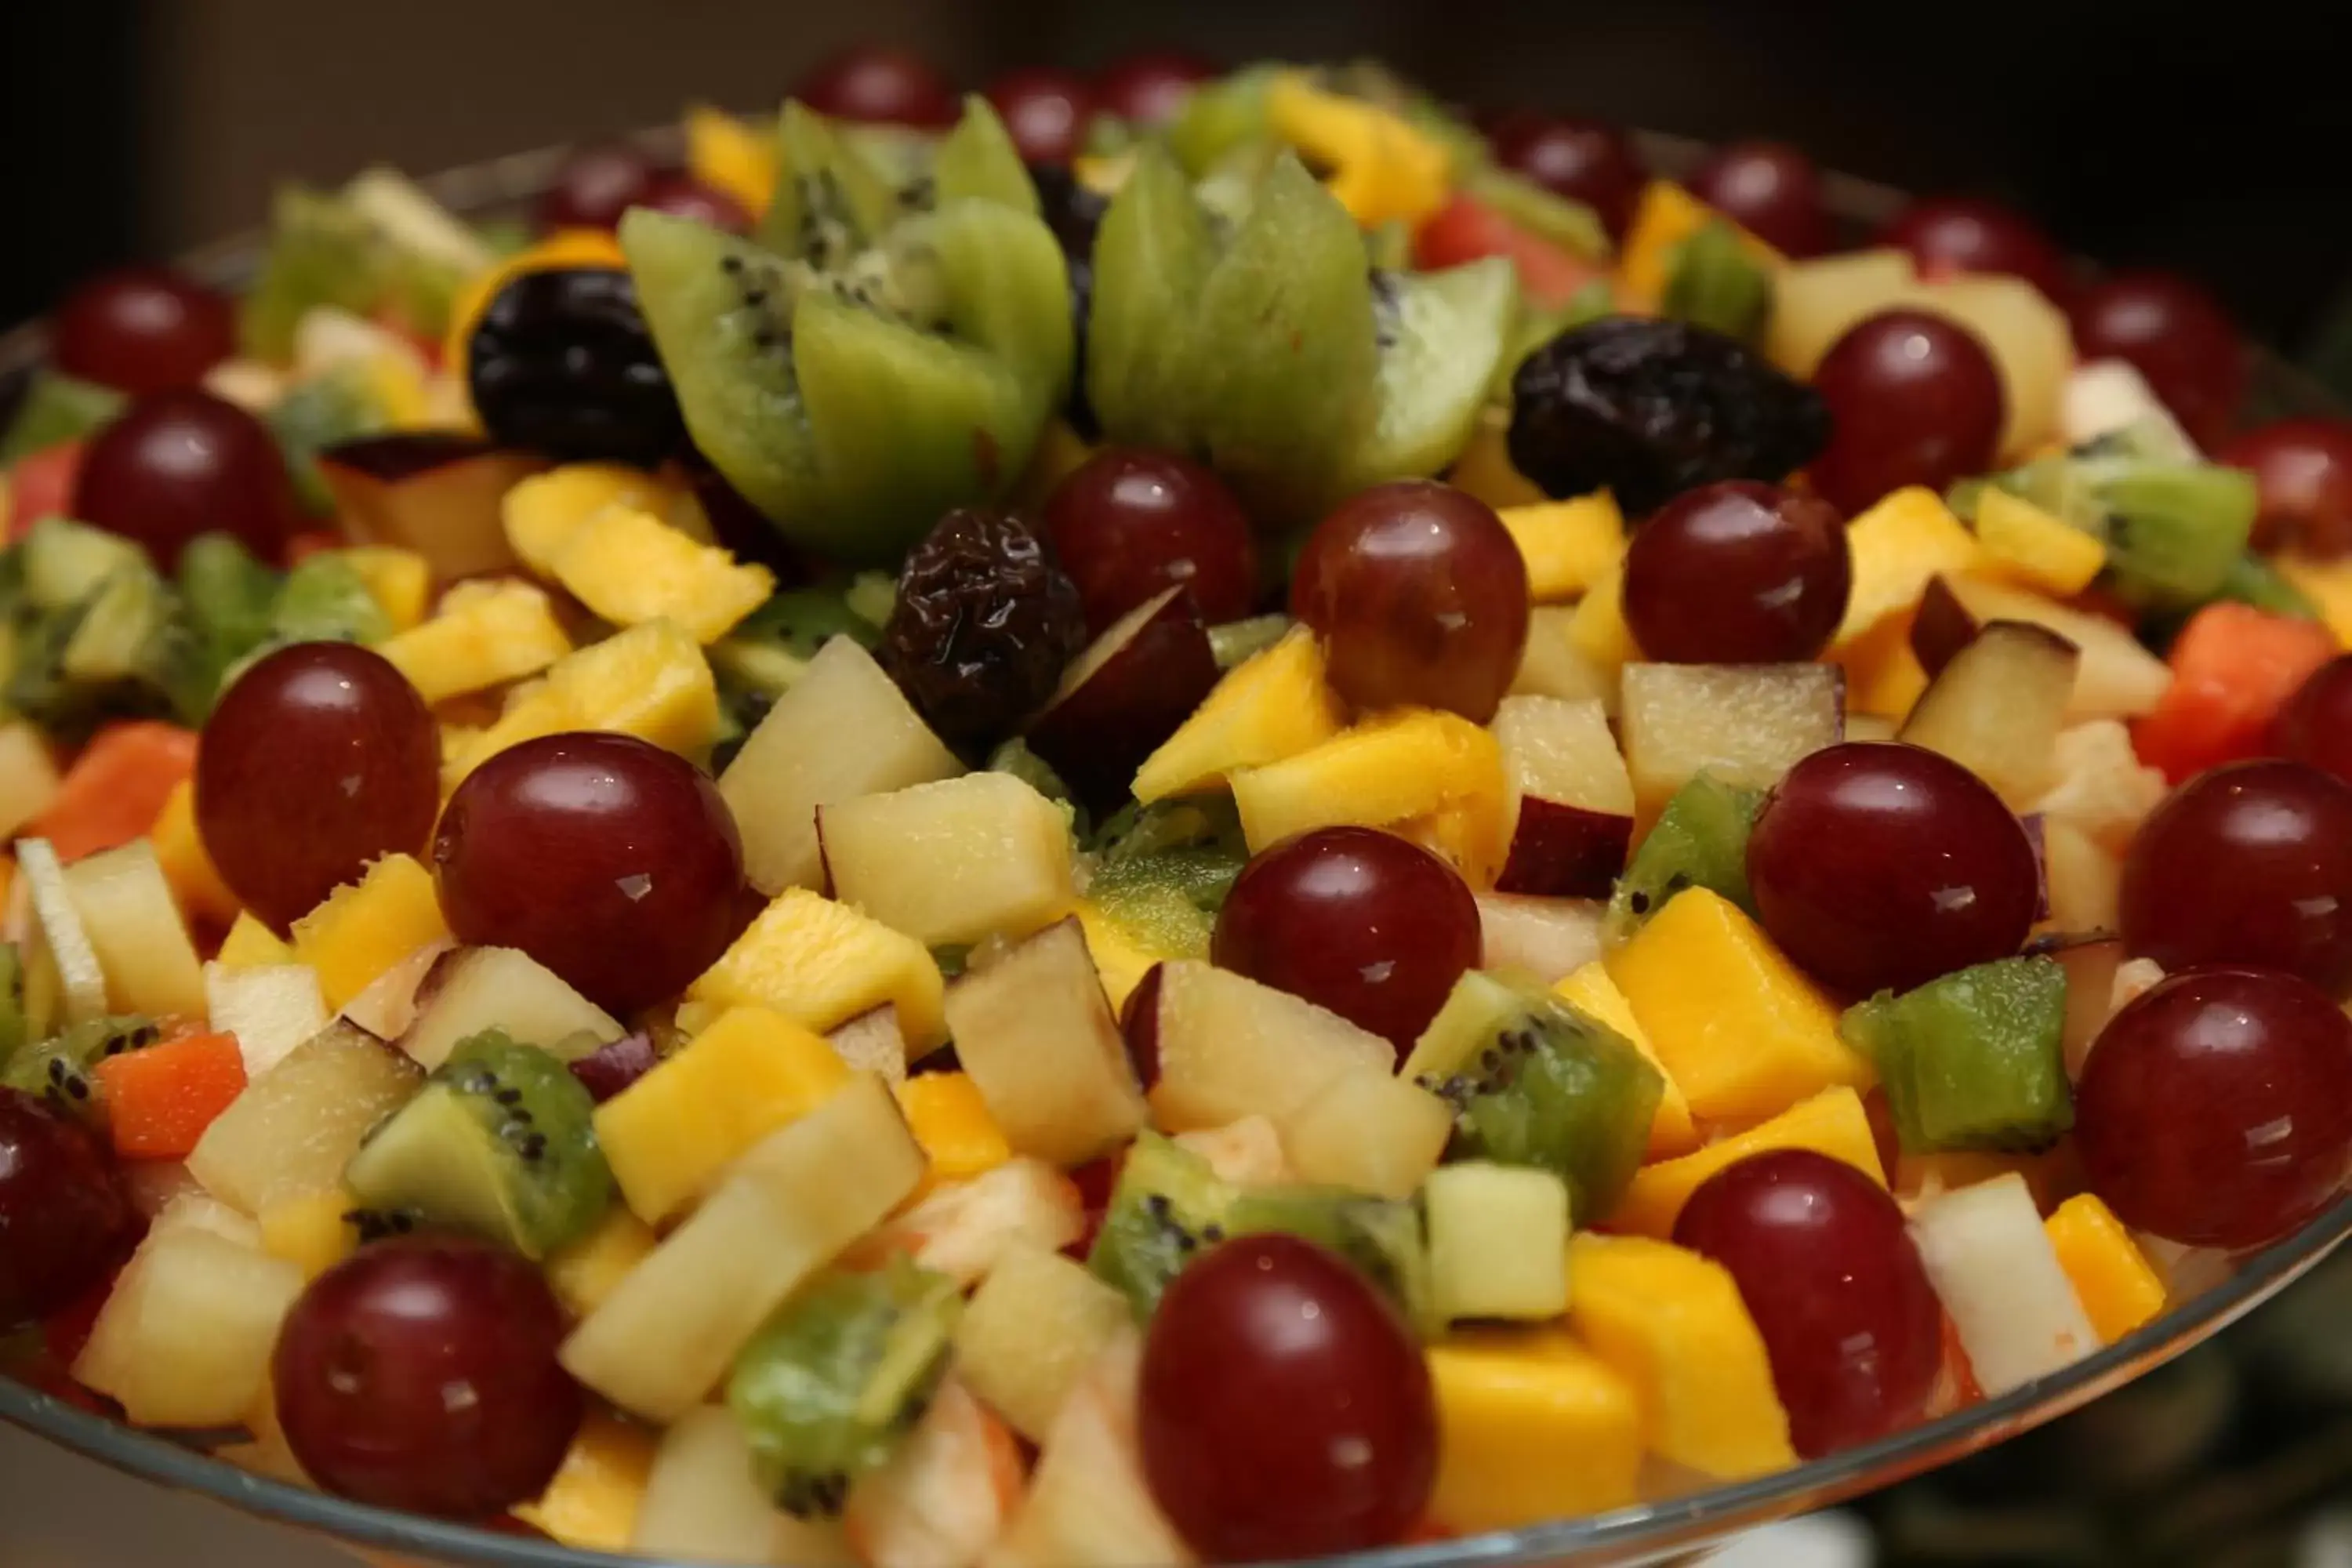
[377,580,575,703]
[1606,887,1871,1123]
[1230,709,1508,881]
[1450,407,1548,511]
[546,1208,659,1320]
[595,1006,852,1224]
[1072,899,1162,1015]
[257,1191,358,1280]
[546,505,772,645]
[514,1408,657,1553]
[2277,553,2352,650]
[1501,496,1626,604]
[1620,180,1783,307]
[1555,960,1699,1160]
[684,103,777,216]
[216,911,296,969]
[339,545,433,632]
[1426,1330,1642,1532]
[2044,1192,2166,1344]
[1567,1233,1797,1479]
[151,777,240,928]
[1132,626,1343,801]
[503,463,677,575]
[1565,561,1639,677]
[689,888,947,1051]
[290,854,450,1011]
[1610,1087,1884,1237]
[1976,488,2105,596]
[447,619,721,786]
[1265,74,1451,228]
[1834,615,1931,720]
[895,1071,1014,1194]
[1831,487,1984,652]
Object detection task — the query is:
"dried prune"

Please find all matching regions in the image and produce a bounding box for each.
[1506,317,1830,518]
[880,510,1086,750]
[469,267,685,467]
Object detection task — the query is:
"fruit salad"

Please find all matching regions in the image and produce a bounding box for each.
[4,40,2352,1568]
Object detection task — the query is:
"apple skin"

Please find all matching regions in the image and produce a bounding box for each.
[1025,586,1220,811]
[317,433,549,579]
[1494,794,1633,899]
[1909,573,1980,677]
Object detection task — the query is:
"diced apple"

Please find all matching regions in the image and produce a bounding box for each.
[16,837,108,1028]
[1926,274,2073,459]
[1509,606,1617,710]
[398,946,622,1069]
[1475,893,1605,985]
[339,938,453,1040]
[631,1405,856,1566]
[59,839,207,1019]
[1766,248,1926,377]
[819,772,1076,948]
[1025,586,1221,811]
[1491,695,1635,898]
[1276,1066,1453,1200]
[720,637,964,895]
[203,962,329,1080]
[829,1005,908,1084]
[2063,359,2196,455]
[73,1224,303,1428]
[1618,662,1844,822]
[990,1332,1194,1568]
[317,433,547,580]
[1896,621,2080,808]
[186,1024,422,1214]
[1147,960,1392,1131]
[1914,575,2171,720]
[954,1245,1134,1445]
[2031,719,2170,856]
[0,720,61,838]
[859,1156,1084,1287]
[944,919,1145,1167]
[1908,1174,2100,1396]
[1131,625,1343,802]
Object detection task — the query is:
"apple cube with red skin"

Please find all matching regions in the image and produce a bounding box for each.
[1025,586,1220,811]
[1912,575,2169,721]
[1898,621,2081,808]
[1491,695,1636,899]
[316,433,548,580]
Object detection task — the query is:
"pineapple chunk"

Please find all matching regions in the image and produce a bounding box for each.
[398,945,621,1070]
[1831,487,1984,652]
[1976,487,2106,596]
[1555,962,1698,1159]
[819,771,1077,947]
[151,777,239,928]
[545,504,772,644]
[74,1224,304,1428]
[720,637,964,895]
[1512,606,1617,710]
[1617,662,1845,823]
[187,1024,423,1214]
[944,918,1147,1167]
[1230,708,1508,882]
[1426,1330,1642,1531]
[829,1004,908,1083]
[1621,178,1783,307]
[62,839,206,1018]
[895,1071,1014,1191]
[216,911,296,969]
[1610,1086,1884,1237]
[1276,1066,1452,1200]
[1606,887,1871,1123]
[447,619,722,787]
[1132,626,1343,801]
[257,1190,359,1280]
[503,462,677,574]
[546,1207,660,1320]
[1072,898,1162,1014]
[1499,494,1626,603]
[204,962,329,1079]
[339,544,433,632]
[0,720,61,837]
[955,1243,1134,1443]
[691,887,949,1052]
[376,579,575,703]
[595,1005,852,1225]
[515,1408,659,1554]
[289,853,450,1011]
[2044,1192,2166,1344]
[1425,1163,1572,1321]
[1567,1232,1798,1480]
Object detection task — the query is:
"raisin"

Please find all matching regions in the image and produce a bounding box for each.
[1506,317,1831,519]
[469,267,685,468]
[880,510,1085,750]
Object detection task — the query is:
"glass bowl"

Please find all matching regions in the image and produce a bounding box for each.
[2,124,2344,1568]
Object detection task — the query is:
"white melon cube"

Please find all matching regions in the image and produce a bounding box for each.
[1425,1162,1572,1322]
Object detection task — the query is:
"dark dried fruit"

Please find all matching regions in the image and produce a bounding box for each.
[469,267,685,467]
[1506,317,1831,518]
[880,510,1086,750]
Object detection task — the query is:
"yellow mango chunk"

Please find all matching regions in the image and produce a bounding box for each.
[1620,180,1784,307]
[1266,74,1452,228]
[446,619,721,788]
[1426,1330,1642,1532]
[594,1006,852,1225]
[2045,1193,2165,1344]
[1231,709,1508,880]
[1500,494,1626,604]
[1976,488,2105,596]
[290,854,450,1011]
[1133,626,1344,801]
[895,1072,1014,1196]
[546,506,773,645]
[690,887,948,1051]
[1610,1087,1884,1237]
[514,1408,657,1553]
[2276,553,2352,650]
[1451,408,1548,511]
[685,103,777,216]
[546,1207,659,1321]
[377,580,575,704]
[1564,561,1639,677]
[1072,898,1161,1014]
[1567,1233,1797,1480]
[258,1191,358,1281]
[338,546,433,632]
[151,778,239,928]
[216,910,296,968]
[1555,962,1698,1159]
[1834,615,1931,720]
[1832,487,1984,651]
[503,463,677,575]
[1606,887,1871,1123]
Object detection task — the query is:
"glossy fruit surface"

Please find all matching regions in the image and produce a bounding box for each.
[1807,309,2005,516]
[797,45,957,127]
[636,173,751,232]
[434,731,745,1014]
[1119,962,1166,1090]
[1621,479,1850,662]
[0,1088,136,1327]
[1748,742,2041,996]
[535,144,659,232]
[1487,114,1645,238]
[2119,759,2352,998]
[1093,51,1214,125]
[1675,1148,1941,1458]
[197,642,440,931]
[2218,418,2352,557]
[1213,826,1480,1058]
[985,67,1097,164]
[2273,656,2352,786]
[2067,270,2245,450]
[1878,197,2069,300]
[1044,447,1258,634]
[1688,140,1828,257]
[1138,1233,1436,1561]
[74,389,303,568]
[274,1236,583,1519]
[49,266,236,397]
[1290,480,1530,723]
[2076,967,2352,1249]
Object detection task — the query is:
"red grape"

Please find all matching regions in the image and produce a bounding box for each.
[0,1089,136,1327]
[1807,309,2005,517]
[49,267,236,397]
[1212,826,1479,1058]
[1621,480,1850,662]
[2067,271,2245,451]
[1290,480,1530,724]
[985,67,1098,165]
[434,731,745,1015]
[2119,759,2352,998]
[75,389,304,568]
[636,173,751,233]
[1139,1233,1436,1560]
[196,642,440,931]
[797,45,957,127]
[274,1236,582,1519]
[1093,52,1214,125]
[1487,114,1646,238]
[1675,1149,1941,1457]
[1120,961,1165,1090]
[1748,742,2042,997]
[1044,448,1258,635]
[2273,657,2352,786]
[2076,966,2352,1249]
[2218,418,2352,557]
[535,144,659,232]
[1878,197,2070,300]
[1688,141,1829,258]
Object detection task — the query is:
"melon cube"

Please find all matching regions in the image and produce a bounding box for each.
[74,1224,303,1428]
[691,887,948,1052]
[1425,1330,1642,1532]
[1131,625,1343,802]
[943,918,1146,1167]
[954,1243,1134,1443]
[819,771,1076,947]
[289,853,450,1011]
[62,839,206,1018]
[1276,1066,1452,1200]
[186,1023,423,1214]
[1910,1174,2099,1395]
[1147,960,1392,1131]
[1425,1163,1571,1322]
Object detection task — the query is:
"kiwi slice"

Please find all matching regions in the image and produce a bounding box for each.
[1602,772,1766,947]
[1842,955,2071,1155]
[1,1014,160,1126]
[342,1029,612,1260]
[1087,1131,1237,1318]
[1335,259,1518,496]
[1226,1187,1437,1338]
[727,1255,963,1519]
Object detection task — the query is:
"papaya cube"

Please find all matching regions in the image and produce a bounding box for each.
[1831,487,1984,652]
[546,1207,659,1320]
[1425,1330,1642,1532]
[1606,887,1871,1123]
[894,1071,1014,1194]
[1564,561,1639,678]
[151,777,240,928]
[1609,1087,1884,1237]
[1554,961,1698,1160]
[1230,710,1508,880]
[2044,1192,2166,1344]
[546,505,773,645]
[594,1005,853,1225]
[216,911,296,969]
[376,580,575,703]
[503,463,677,575]
[1498,494,1625,604]
[1976,488,2106,596]
[513,1407,659,1553]
[1131,626,1343,801]
[1566,1233,1797,1480]
[289,853,450,1010]
[688,888,947,1052]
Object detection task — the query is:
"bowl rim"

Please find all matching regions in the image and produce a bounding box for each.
[2,118,2346,1568]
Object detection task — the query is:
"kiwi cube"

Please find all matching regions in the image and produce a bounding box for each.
[1602,772,1764,947]
[1086,1131,1236,1319]
[1841,955,2071,1155]
[0,1014,158,1125]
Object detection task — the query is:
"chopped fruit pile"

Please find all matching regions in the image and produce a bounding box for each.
[5,38,2352,1568]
